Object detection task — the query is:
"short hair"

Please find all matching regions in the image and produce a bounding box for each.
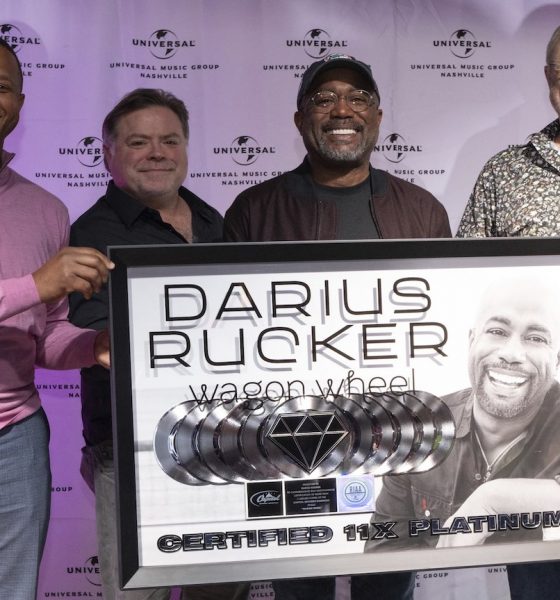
[102,88,189,143]
[546,26,560,64]
[0,39,23,92]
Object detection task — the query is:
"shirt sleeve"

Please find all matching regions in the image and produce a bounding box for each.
[456,159,499,238]
[35,295,98,369]
[34,213,99,369]
[0,274,41,322]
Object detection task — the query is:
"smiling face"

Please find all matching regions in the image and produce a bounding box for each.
[0,45,24,149]
[468,281,560,420]
[104,105,187,207]
[294,67,382,171]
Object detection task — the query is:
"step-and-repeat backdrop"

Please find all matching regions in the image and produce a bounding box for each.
[5,0,558,597]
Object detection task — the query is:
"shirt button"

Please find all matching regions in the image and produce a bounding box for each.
[474,473,482,481]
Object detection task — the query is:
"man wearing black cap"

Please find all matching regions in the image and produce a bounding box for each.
[224,54,451,599]
[224,53,450,243]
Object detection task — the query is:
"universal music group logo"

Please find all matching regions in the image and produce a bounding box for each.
[286,29,349,59]
[412,28,514,78]
[154,392,455,486]
[110,28,219,78]
[132,29,196,59]
[213,136,276,166]
[263,28,349,79]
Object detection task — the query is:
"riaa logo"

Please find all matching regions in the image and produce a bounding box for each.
[343,480,368,504]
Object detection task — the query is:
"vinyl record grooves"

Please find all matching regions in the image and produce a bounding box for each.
[389,391,436,474]
[372,392,417,474]
[196,400,246,483]
[170,404,227,484]
[220,398,268,480]
[355,393,398,475]
[237,398,284,480]
[332,394,383,475]
[406,389,455,472]
[153,402,207,486]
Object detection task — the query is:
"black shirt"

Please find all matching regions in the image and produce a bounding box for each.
[312,176,379,240]
[69,181,223,447]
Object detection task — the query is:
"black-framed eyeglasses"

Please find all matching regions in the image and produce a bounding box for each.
[306,89,377,114]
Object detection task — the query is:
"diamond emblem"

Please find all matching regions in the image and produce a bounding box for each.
[266,411,348,473]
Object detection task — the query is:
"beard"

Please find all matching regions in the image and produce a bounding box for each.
[474,362,539,419]
[475,381,532,419]
[307,119,377,166]
[315,136,372,164]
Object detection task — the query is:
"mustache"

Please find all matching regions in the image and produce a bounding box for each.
[322,120,363,132]
[485,361,531,377]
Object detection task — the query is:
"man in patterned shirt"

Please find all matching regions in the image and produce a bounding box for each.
[456,24,560,600]
[457,25,560,238]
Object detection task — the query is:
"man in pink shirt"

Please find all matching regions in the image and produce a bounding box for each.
[0,39,113,599]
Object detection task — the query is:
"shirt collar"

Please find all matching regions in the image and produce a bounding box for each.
[529,119,560,171]
[0,149,15,178]
[104,180,216,229]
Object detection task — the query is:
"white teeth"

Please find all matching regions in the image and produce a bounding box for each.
[488,370,527,386]
[329,129,356,135]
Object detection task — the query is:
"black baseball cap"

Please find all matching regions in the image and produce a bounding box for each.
[296,54,380,109]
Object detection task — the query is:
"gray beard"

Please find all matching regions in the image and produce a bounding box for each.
[316,138,371,164]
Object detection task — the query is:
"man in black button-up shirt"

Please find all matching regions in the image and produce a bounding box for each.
[69,89,247,600]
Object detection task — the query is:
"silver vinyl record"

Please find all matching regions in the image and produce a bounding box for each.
[348,393,398,476]
[219,398,269,481]
[158,402,228,484]
[406,390,455,473]
[370,392,417,475]
[237,398,284,480]
[197,400,248,483]
[260,395,353,479]
[153,402,207,486]
[331,394,385,475]
[388,391,437,474]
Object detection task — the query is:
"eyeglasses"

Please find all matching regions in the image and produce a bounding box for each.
[306,89,377,113]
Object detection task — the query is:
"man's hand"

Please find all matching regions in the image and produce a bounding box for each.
[32,247,115,303]
[94,329,110,369]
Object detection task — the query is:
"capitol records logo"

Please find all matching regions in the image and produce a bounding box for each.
[434,29,491,58]
[214,135,276,166]
[246,481,284,518]
[376,133,422,164]
[132,29,196,59]
[250,490,282,507]
[286,28,348,59]
[59,137,104,168]
[0,23,41,53]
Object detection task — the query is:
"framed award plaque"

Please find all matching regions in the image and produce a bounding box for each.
[109,238,560,588]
